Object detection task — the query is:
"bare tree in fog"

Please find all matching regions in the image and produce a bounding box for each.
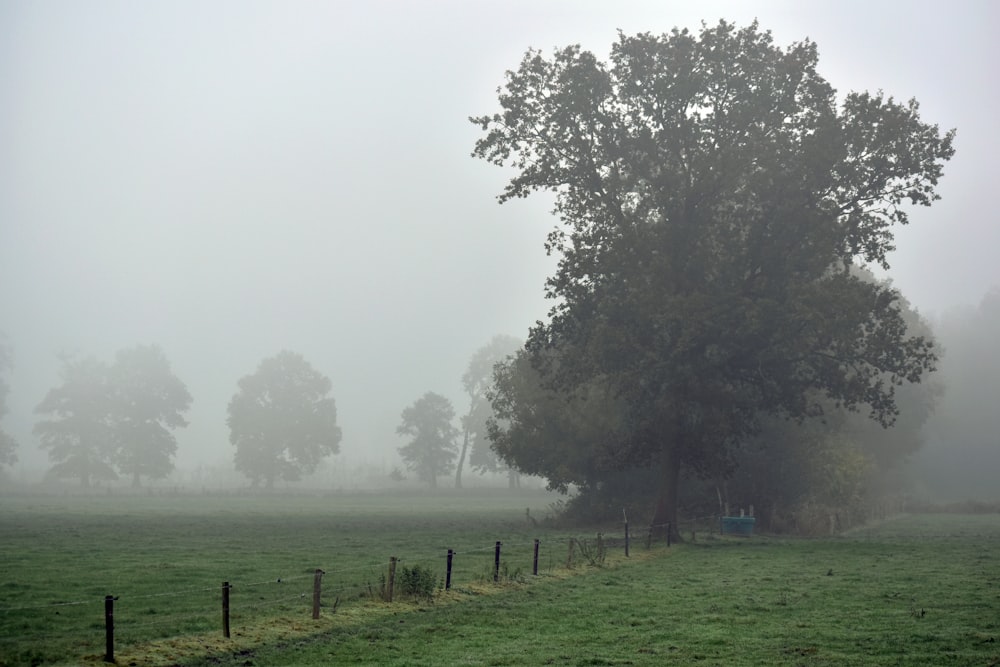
[455,335,521,488]
[228,351,342,490]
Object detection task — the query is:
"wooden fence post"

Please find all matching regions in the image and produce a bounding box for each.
[596,533,605,562]
[533,539,540,575]
[103,595,116,663]
[566,538,575,568]
[493,541,502,582]
[446,549,454,590]
[666,522,672,548]
[222,582,231,638]
[312,569,324,619]
[387,557,397,602]
[624,521,630,557]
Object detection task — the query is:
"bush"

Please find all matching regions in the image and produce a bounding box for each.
[399,563,438,599]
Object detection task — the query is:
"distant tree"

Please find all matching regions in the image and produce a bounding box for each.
[455,335,521,488]
[109,344,192,487]
[472,21,953,538]
[228,351,342,489]
[34,355,117,486]
[915,288,1000,499]
[0,337,18,469]
[467,395,521,487]
[397,392,459,489]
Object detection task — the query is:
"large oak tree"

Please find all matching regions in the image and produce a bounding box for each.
[473,21,953,539]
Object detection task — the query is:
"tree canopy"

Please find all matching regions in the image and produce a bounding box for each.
[473,21,953,537]
[33,346,192,487]
[228,351,342,489]
[34,355,117,487]
[109,344,192,487]
[397,391,459,488]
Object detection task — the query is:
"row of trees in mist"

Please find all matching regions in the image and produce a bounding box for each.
[0,338,526,490]
[0,344,191,488]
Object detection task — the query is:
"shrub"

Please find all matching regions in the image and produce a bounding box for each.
[399,563,437,599]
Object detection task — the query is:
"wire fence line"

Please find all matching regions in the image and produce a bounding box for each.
[0,524,679,663]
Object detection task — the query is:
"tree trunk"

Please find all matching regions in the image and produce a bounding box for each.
[651,443,682,543]
[455,427,469,489]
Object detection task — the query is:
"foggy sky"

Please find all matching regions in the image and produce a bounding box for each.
[2,1,998,477]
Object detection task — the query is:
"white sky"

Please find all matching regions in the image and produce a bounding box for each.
[2,0,997,475]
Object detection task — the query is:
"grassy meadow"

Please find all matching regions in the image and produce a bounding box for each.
[0,491,998,666]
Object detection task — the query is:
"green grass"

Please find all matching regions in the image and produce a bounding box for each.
[177,513,1000,667]
[0,490,577,666]
[1,494,998,666]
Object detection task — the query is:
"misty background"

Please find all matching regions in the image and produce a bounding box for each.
[2,1,998,495]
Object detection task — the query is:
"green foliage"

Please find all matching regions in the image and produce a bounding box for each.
[474,20,953,533]
[488,350,628,495]
[109,344,192,486]
[397,391,459,488]
[483,560,526,584]
[228,350,342,488]
[32,346,192,486]
[34,354,118,486]
[398,563,438,599]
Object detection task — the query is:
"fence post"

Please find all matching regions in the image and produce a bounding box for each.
[222,582,231,638]
[387,557,397,602]
[596,532,605,562]
[103,595,116,663]
[446,549,454,590]
[622,508,630,558]
[493,541,502,582]
[566,538,575,568]
[312,569,324,620]
[666,522,672,548]
[532,539,540,575]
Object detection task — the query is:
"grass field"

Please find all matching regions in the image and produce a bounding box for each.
[1,492,998,666]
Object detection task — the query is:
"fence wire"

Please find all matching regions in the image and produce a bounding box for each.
[1,525,661,659]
